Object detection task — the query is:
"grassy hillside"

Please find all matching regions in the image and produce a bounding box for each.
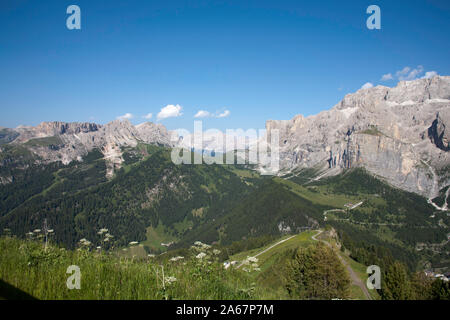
[228,231,375,300]
[0,145,448,274]
[0,232,356,300]
[0,236,258,300]
[175,179,327,247]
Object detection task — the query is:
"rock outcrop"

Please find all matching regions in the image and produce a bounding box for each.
[428,111,450,152]
[2,120,175,178]
[14,121,101,143]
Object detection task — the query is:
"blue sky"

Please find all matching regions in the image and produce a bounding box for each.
[1,0,449,131]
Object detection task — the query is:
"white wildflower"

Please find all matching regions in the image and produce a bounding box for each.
[170,256,184,262]
[98,228,108,235]
[196,252,207,260]
[193,241,211,250]
[164,276,177,285]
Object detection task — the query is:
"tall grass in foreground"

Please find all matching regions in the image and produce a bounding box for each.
[0,237,261,300]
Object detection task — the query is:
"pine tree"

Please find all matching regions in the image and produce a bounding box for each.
[284,243,351,299]
[381,261,412,300]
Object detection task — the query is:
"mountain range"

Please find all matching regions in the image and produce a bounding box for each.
[267,76,450,200]
[0,76,449,273]
[1,76,449,200]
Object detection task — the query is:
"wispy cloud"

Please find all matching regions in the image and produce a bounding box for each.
[194,110,211,118]
[421,71,438,79]
[117,113,134,120]
[379,66,439,83]
[157,104,183,120]
[381,73,393,81]
[143,113,153,120]
[194,109,230,119]
[216,110,230,118]
[361,82,374,90]
[396,65,424,81]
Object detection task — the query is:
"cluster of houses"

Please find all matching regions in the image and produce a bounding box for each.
[424,270,450,282]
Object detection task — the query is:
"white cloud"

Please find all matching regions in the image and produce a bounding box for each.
[380,65,438,83]
[194,110,211,118]
[157,104,183,120]
[395,66,410,79]
[193,109,230,118]
[421,71,438,79]
[216,110,230,118]
[381,73,393,81]
[396,65,424,81]
[143,113,153,120]
[117,113,134,120]
[361,82,374,90]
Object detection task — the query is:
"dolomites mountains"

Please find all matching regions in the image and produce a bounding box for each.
[266,76,450,199]
[1,76,449,198]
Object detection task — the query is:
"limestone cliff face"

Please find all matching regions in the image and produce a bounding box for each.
[428,111,450,152]
[3,120,175,178]
[14,121,101,143]
[266,76,450,198]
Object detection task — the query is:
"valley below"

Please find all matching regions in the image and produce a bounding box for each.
[1,77,449,300]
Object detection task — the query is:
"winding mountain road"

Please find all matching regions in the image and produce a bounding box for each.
[236,235,296,269]
[234,230,373,300]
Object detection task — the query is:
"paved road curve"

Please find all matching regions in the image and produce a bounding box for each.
[236,235,296,269]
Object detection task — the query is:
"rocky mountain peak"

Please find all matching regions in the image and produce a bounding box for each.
[266,76,450,198]
[135,122,174,146]
[2,118,175,176]
[13,121,101,143]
